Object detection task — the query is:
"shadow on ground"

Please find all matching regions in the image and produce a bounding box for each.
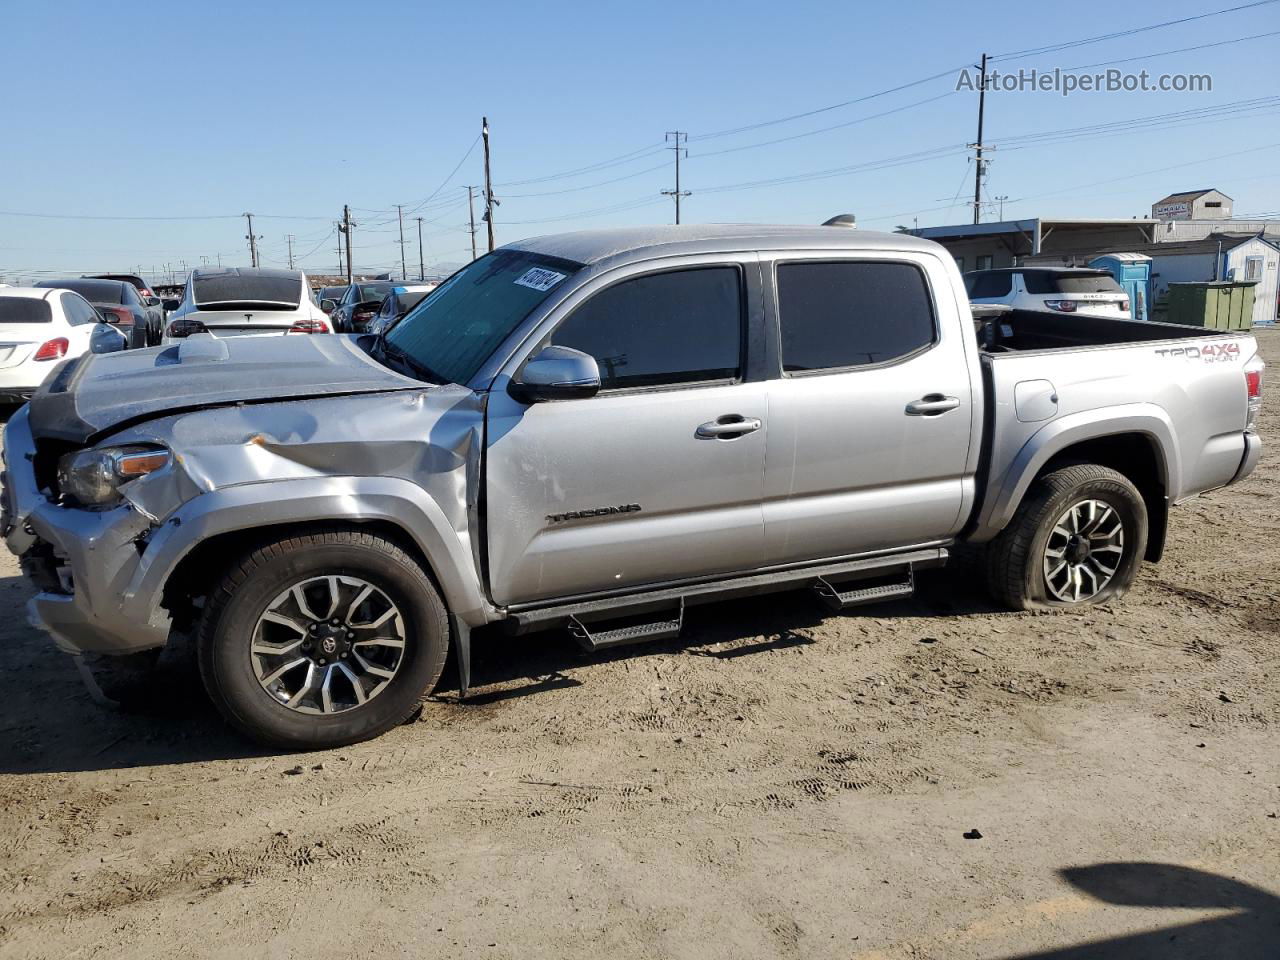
[1005,862,1280,959]
[0,562,1013,774]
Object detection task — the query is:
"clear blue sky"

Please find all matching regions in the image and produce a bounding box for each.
[2,0,1277,282]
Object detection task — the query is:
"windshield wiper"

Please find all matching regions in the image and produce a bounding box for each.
[376,337,444,385]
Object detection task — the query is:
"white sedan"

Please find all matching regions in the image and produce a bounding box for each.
[0,287,127,403]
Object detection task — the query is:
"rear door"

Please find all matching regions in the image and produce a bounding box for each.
[485,258,768,606]
[761,254,977,565]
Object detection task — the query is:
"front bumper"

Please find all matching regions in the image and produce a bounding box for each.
[3,408,173,656]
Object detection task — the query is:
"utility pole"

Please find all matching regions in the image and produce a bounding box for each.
[340,205,354,284]
[286,234,296,269]
[336,222,345,275]
[464,186,479,261]
[971,53,988,226]
[481,117,497,252]
[415,217,425,280]
[662,131,691,224]
[395,204,408,279]
[243,212,260,267]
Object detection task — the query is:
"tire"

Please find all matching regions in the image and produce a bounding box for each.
[985,464,1148,611]
[197,529,449,749]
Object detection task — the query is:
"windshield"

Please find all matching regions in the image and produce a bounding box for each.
[384,249,581,386]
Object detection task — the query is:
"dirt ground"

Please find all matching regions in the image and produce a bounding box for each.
[0,332,1277,960]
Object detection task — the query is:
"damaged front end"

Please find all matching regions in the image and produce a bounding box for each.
[4,405,175,655]
[3,382,491,663]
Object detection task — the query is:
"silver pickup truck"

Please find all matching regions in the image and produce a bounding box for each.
[2,225,1265,748]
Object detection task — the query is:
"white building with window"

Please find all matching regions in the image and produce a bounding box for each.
[1138,233,1278,327]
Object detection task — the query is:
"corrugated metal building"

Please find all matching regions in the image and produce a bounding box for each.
[909,218,1159,272]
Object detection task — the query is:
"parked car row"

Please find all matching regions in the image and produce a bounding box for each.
[321,280,437,334]
[0,264,446,404]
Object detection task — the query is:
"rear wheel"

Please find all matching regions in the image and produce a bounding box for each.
[985,464,1147,610]
[198,529,448,749]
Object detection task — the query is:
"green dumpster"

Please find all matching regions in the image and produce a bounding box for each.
[1165,281,1258,331]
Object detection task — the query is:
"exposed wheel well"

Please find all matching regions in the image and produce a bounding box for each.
[160,519,438,631]
[1037,433,1168,562]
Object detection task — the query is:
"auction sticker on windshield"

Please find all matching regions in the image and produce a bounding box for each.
[514,267,567,292]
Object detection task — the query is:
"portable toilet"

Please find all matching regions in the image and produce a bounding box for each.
[1089,252,1152,322]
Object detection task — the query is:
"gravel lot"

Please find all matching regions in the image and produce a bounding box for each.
[0,331,1277,959]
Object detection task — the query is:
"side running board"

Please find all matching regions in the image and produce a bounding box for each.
[506,548,947,643]
[568,599,685,652]
[813,568,914,611]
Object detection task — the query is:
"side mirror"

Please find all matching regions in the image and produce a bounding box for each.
[89,323,128,354]
[144,295,162,307]
[162,298,181,311]
[320,299,337,314]
[509,345,601,403]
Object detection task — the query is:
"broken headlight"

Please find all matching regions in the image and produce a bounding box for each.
[56,445,170,506]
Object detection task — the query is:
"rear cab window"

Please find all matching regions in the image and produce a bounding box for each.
[776,260,937,372]
[0,297,53,323]
[550,266,743,391]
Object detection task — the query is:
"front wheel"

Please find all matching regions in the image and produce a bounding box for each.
[198,529,448,749]
[985,464,1148,610]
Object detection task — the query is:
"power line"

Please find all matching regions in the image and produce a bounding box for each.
[404,135,482,216]
[502,161,671,199]
[690,65,966,142]
[494,143,666,187]
[991,0,1280,61]
[1061,27,1280,70]
[692,91,958,159]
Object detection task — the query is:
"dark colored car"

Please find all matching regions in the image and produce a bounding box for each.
[330,280,405,333]
[33,278,150,348]
[85,274,166,343]
[316,286,348,316]
[366,284,437,336]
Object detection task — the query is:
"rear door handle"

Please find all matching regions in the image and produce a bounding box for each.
[696,415,762,439]
[905,394,960,416]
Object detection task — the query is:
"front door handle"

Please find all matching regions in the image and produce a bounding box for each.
[696,415,763,439]
[905,394,960,416]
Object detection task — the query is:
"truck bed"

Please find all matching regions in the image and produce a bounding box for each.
[969,309,1259,543]
[977,308,1236,353]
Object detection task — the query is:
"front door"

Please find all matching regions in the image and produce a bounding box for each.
[761,255,977,565]
[485,262,767,606]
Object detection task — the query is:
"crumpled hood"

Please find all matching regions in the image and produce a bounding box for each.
[27,334,420,444]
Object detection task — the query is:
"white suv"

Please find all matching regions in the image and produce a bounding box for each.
[965,267,1131,320]
[163,267,331,343]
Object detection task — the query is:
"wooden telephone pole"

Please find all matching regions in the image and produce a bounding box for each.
[482,117,496,252]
